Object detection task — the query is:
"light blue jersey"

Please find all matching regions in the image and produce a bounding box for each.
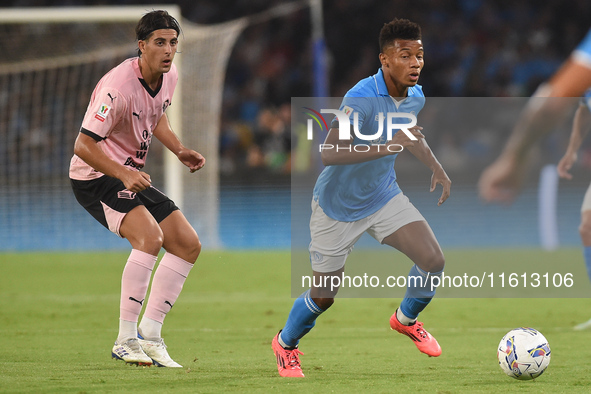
[575,30,591,119]
[313,68,425,222]
[573,28,591,68]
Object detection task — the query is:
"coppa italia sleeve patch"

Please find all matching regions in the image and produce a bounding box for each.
[343,105,354,117]
[95,103,112,122]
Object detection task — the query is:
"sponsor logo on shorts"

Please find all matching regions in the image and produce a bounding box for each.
[95,103,112,122]
[117,190,136,200]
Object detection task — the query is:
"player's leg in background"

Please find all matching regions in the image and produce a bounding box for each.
[579,210,591,281]
[575,208,591,330]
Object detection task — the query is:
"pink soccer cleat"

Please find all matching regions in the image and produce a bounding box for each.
[272,332,305,377]
[390,311,442,357]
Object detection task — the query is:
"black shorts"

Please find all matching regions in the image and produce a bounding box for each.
[70,176,179,237]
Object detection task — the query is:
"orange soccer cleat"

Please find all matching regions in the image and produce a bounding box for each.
[272,332,305,377]
[390,310,442,357]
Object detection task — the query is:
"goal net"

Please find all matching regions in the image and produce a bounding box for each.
[0,5,245,249]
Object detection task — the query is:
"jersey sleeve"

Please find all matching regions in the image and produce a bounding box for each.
[80,87,126,140]
[573,28,591,69]
[329,95,371,132]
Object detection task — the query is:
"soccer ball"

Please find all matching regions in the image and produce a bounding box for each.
[497,327,551,380]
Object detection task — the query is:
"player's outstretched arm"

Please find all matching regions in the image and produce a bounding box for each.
[558,103,591,180]
[478,53,591,204]
[73,132,152,192]
[153,113,205,173]
[405,132,451,206]
[546,58,591,98]
[478,93,580,203]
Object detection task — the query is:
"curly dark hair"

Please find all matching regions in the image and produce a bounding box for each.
[135,10,181,56]
[379,18,422,52]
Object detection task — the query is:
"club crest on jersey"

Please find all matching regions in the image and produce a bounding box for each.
[95,103,112,122]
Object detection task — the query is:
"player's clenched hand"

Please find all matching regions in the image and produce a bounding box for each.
[178,148,205,173]
[557,152,577,180]
[388,126,424,150]
[121,170,152,193]
[431,167,451,206]
[478,154,524,204]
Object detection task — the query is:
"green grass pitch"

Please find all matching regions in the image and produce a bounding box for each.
[1,250,591,393]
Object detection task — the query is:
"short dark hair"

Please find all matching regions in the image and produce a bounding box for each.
[379,18,422,52]
[135,10,181,56]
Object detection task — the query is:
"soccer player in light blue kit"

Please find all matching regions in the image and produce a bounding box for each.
[479,28,591,329]
[557,89,591,330]
[272,18,451,377]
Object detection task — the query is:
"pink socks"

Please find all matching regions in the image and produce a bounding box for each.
[144,252,194,324]
[120,249,158,322]
[118,250,193,341]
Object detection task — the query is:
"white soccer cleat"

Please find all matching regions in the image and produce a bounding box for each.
[574,317,591,331]
[138,337,183,368]
[112,338,153,366]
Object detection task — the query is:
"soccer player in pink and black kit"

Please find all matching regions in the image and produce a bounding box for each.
[69,10,205,367]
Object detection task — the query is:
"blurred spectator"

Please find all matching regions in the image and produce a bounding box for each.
[246,105,290,173]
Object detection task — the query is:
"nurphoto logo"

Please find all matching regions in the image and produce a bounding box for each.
[303,107,418,153]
